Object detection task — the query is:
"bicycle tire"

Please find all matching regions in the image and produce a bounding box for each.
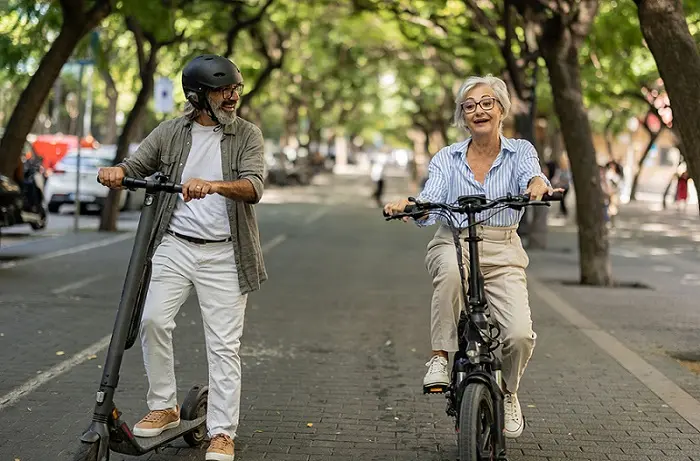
[458,382,496,461]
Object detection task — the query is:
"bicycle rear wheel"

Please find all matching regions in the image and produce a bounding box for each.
[458,382,496,461]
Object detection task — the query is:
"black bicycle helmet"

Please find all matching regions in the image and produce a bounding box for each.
[182,54,243,124]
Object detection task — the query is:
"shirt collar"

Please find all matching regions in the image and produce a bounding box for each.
[456,135,516,156]
[183,115,238,135]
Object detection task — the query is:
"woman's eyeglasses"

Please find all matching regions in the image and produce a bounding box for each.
[461,97,498,113]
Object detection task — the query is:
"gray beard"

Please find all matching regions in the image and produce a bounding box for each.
[207,95,237,125]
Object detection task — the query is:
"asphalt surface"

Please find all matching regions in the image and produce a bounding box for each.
[1,173,700,461]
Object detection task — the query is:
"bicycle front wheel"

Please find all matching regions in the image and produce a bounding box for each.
[458,382,496,461]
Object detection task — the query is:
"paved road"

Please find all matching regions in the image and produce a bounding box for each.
[1,173,700,461]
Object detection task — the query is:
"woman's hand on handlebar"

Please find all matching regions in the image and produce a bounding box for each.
[383,198,413,222]
[526,177,564,201]
[182,178,217,202]
[97,166,126,189]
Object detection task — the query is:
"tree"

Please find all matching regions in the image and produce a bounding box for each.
[0,0,113,177]
[517,0,612,285]
[634,0,700,214]
[99,7,186,231]
[583,0,672,201]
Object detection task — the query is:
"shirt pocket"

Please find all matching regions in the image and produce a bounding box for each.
[158,152,178,179]
[159,152,176,167]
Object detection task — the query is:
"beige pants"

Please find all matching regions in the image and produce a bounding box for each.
[425,224,536,393]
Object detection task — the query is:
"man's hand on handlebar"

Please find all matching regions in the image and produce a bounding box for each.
[182,178,218,202]
[97,166,126,189]
[526,176,565,201]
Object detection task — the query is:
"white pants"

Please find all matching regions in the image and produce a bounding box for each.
[140,233,247,439]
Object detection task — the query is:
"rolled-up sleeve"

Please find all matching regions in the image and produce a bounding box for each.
[239,125,265,203]
[516,140,551,194]
[117,124,160,178]
[415,150,449,227]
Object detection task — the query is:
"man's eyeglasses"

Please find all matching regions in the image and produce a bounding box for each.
[216,83,245,99]
[461,97,498,113]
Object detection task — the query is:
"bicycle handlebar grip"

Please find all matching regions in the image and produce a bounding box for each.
[542,191,564,201]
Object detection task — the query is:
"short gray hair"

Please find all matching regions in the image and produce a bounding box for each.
[453,74,511,134]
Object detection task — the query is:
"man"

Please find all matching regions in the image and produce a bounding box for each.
[98,54,266,461]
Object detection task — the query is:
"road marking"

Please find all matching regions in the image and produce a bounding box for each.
[0,234,288,413]
[303,208,329,226]
[51,274,107,294]
[261,234,286,252]
[0,335,111,412]
[0,233,135,270]
[530,278,700,433]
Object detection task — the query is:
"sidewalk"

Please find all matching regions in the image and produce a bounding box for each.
[512,284,700,461]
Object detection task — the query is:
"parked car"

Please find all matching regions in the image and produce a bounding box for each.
[44,145,145,213]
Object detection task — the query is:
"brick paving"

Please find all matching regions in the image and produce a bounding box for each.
[0,174,699,460]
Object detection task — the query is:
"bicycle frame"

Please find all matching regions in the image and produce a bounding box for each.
[445,195,508,460]
[384,191,560,461]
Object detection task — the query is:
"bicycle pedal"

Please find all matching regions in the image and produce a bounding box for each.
[423,384,447,394]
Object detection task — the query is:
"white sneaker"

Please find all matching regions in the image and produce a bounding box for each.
[423,355,449,387]
[503,393,524,438]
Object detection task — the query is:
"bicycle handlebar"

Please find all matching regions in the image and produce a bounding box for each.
[383,191,563,220]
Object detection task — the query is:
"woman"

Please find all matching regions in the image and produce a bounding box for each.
[384,75,559,439]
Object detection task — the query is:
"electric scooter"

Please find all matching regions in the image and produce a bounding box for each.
[72,173,208,461]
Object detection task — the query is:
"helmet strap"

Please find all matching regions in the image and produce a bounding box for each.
[202,92,222,127]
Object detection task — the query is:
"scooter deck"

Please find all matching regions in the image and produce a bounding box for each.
[111,416,207,454]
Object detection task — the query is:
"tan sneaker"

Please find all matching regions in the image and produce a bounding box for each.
[132,406,180,437]
[206,434,235,461]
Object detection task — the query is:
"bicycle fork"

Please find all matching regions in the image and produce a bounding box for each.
[491,357,508,461]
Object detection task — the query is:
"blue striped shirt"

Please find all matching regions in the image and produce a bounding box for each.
[416,135,550,228]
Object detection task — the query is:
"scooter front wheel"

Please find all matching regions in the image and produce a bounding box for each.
[72,441,99,461]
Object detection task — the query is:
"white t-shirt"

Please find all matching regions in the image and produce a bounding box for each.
[168,122,232,240]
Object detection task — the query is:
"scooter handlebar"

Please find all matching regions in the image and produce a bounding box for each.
[97,174,183,193]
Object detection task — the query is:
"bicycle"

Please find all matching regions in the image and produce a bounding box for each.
[384,191,561,461]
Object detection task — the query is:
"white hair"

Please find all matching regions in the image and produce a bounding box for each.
[183,100,198,120]
[453,74,511,134]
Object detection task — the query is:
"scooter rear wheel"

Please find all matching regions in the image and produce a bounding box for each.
[182,385,208,447]
[72,441,99,461]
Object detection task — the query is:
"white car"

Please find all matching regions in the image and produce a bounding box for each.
[44,145,145,213]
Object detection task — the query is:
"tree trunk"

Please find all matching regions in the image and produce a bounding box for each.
[540,14,612,286]
[0,0,111,177]
[636,0,700,214]
[514,104,549,249]
[100,66,119,144]
[281,101,299,148]
[98,69,155,231]
[604,116,615,158]
[629,127,660,201]
[99,24,158,232]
